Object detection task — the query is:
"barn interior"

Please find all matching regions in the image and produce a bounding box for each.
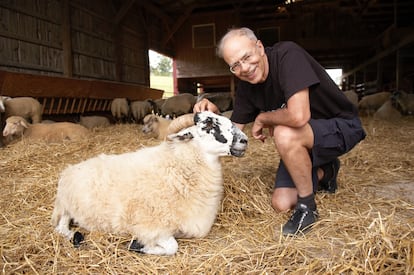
[0,0,413,274]
[1,0,413,104]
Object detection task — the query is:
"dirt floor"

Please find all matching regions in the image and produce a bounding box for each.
[0,116,413,274]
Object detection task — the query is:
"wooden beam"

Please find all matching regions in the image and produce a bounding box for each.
[136,1,171,33]
[113,0,136,25]
[62,0,73,77]
[162,5,195,46]
[341,31,414,79]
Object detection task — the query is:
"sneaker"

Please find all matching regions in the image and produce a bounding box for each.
[282,203,318,235]
[318,158,340,193]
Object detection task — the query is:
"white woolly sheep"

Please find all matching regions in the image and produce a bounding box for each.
[79,115,111,129]
[130,100,152,124]
[392,90,414,115]
[373,100,402,120]
[3,116,89,144]
[2,96,42,123]
[51,111,248,255]
[111,98,130,122]
[161,93,197,117]
[358,91,391,116]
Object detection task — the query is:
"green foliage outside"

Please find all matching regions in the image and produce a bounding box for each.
[150,75,174,98]
[150,56,172,76]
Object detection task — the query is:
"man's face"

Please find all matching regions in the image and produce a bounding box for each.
[222,36,268,84]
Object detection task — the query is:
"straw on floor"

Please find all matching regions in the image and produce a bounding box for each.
[1,117,413,274]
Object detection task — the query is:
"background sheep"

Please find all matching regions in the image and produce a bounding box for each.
[358,91,391,116]
[142,113,172,140]
[142,113,194,140]
[197,92,233,112]
[148,98,166,116]
[111,98,130,123]
[51,111,248,255]
[373,100,402,120]
[343,90,358,107]
[3,116,89,144]
[2,96,42,123]
[130,100,152,124]
[392,90,414,115]
[79,115,111,129]
[161,93,196,117]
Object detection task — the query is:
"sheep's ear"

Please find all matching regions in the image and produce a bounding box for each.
[20,119,30,128]
[167,131,194,142]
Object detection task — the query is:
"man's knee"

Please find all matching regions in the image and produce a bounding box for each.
[271,188,297,212]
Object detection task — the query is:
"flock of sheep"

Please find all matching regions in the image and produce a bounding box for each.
[1,88,412,255]
[344,89,414,119]
[0,92,234,147]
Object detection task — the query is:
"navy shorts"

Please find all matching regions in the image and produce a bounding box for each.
[274,116,366,191]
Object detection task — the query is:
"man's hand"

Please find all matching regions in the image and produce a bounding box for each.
[252,119,267,142]
[193,98,219,113]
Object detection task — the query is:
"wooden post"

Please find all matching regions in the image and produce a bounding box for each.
[62,0,73,77]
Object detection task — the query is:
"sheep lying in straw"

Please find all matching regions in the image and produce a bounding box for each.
[3,116,89,144]
[51,111,248,255]
[142,113,172,140]
[142,113,194,140]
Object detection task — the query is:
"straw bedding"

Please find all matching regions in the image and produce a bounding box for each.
[1,116,413,274]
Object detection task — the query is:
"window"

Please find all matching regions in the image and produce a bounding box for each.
[192,24,216,48]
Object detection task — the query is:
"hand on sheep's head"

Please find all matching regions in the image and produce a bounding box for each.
[168,111,247,157]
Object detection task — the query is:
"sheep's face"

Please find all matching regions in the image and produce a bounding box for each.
[3,116,28,137]
[193,111,248,157]
[142,114,158,135]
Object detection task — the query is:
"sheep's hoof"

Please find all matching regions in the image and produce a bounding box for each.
[128,239,144,253]
[72,231,84,248]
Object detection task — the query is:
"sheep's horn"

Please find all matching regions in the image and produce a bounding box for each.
[167,113,195,134]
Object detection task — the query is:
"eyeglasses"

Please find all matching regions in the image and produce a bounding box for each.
[229,40,259,74]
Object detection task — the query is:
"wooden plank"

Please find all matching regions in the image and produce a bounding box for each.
[62,0,73,77]
[0,70,163,100]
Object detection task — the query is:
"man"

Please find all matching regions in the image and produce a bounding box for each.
[193,27,366,235]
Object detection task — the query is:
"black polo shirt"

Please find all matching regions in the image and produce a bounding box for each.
[231,41,358,124]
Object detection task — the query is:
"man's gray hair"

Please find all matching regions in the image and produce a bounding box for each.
[216,27,258,58]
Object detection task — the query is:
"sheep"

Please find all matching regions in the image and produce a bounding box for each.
[79,115,111,129]
[148,98,166,116]
[142,113,172,140]
[130,100,152,124]
[51,111,248,255]
[3,116,89,144]
[161,93,197,117]
[111,98,130,123]
[197,92,233,112]
[343,90,358,107]
[391,90,414,115]
[0,96,6,112]
[2,96,42,123]
[358,91,391,116]
[142,113,197,140]
[373,100,402,120]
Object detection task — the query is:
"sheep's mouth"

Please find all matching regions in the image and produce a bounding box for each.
[230,147,246,157]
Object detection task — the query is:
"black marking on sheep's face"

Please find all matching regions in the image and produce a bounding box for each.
[128,239,145,253]
[200,117,227,143]
[177,132,194,141]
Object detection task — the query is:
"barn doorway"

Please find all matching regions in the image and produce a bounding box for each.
[149,50,174,98]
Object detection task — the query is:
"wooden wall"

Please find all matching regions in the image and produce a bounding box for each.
[0,0,150,86]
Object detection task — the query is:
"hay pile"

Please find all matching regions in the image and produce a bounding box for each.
[1,117,413,274]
